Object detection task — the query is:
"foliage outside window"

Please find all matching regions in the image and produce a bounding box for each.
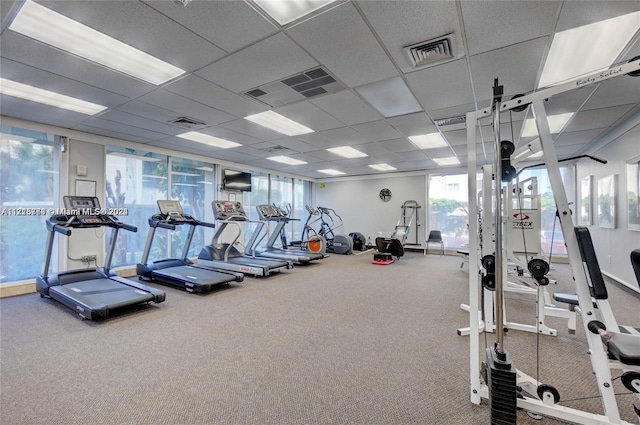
[428,174,474,249]
[105,147,168,267]
[0,126,60,283]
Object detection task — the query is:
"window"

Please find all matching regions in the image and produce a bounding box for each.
[169,158,215,258]
[0,126,60,283]
[292,179,312,242]
[105,147,167,266]
[518,165,574,256]
[269,175,293,245]
[428,174,474,249]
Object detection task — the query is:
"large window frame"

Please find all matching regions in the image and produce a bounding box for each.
[0,126,61,284]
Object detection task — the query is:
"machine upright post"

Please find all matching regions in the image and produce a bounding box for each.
[492,80,505,354]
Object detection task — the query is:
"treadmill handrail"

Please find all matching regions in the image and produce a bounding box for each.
[52,224,72,236]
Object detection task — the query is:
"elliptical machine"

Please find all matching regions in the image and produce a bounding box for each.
[284,204,327,256]
[316,206,353,255]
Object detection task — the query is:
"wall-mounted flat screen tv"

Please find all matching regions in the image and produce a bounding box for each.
[223,169,252,192]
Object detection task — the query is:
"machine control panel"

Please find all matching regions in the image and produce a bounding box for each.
[57,196,112,226]
[212,201,248,221]
[256,204,285,220]
[157,200,190,223]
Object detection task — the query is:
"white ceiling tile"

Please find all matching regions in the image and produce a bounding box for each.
[356,0,463,74]
[0,94,92,128]
[220,119,287,142]
[145,0,277,53]
[287,2,398,87]
[1,59,129,108]
[582,77,640,111]
[461,1,559,55]
[267,138,320,153]
[554,128,606,147]
[100,110,182,135]
[395,150,428,161]
[405,59,475,112]
[189,127,264,146]
[310,91,382,125]
[74,125,154,145]
[386,112,437,137]
[195,33,318,93]
[563,104,635,132]
[164,75,268,118]
[470,38,549,104]
[136,89,235,126]
[274,101,345,131]
[351,120,403,142]
[555,1,640,32]
[115,100,197,128]
[378,138,419,153]
[319,127,369,146]
[77,117,169,140]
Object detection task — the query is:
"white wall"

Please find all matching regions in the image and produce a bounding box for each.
[315,174,427,247]
[65,139,106,270]
[577,122,640,293]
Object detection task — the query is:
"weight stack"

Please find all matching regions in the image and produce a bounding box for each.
[486,347,517,425]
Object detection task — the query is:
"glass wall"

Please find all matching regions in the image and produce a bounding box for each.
[106,148,219,266]
[428,174,475,249]
[0,126,60,283]
[269,175,293,246]
[105,147,168,266]
[169,158,215,258]
[518,165,574,256]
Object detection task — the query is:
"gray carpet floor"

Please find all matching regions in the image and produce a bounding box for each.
[1,252,638,425]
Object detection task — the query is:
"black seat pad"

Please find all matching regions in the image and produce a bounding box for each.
[553,292,579,305]
[607,332,640,366]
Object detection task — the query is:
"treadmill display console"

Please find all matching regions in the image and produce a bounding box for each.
[61,196,110,225]
[213,201,246,221]
[157,200,189,222]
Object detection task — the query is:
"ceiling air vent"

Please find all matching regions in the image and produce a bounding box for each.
[243,66,344,107]
[404,34,456,69]
[262,145,293,153]
[168,116,207,130]
[434,115,466,127]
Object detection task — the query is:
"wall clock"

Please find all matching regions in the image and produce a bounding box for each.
[379,188,392,202]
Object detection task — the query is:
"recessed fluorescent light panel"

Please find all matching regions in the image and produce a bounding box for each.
[521,112,574,138]
[538,10,640,88]
[8,0,185,85]
[354,76,423,118]
[326,146,368,159]
[177,132,241,149]
[267,156,308,165]
[252,0,337,26]
[432,156,460,166]
[244,111,314,136]
[368,163,397,171]
[317,169,346,176]
[0,78,107,115]
[408,133,449,149]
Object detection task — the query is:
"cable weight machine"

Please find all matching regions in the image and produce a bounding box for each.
[466,56,640,425]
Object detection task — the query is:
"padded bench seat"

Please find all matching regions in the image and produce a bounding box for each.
[607,332,640,366]
[553,292,578,305]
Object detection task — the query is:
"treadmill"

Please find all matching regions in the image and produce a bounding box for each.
[136,200,243,293]
[246,204,325,265]
[36,196,166,320]
[198,200,293,277]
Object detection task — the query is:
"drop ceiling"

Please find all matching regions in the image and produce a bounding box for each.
[1,0,639,180]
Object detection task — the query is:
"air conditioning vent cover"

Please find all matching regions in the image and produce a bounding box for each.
[243,66,344,107]
[168,117,207,130]
[404,34,456,69]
